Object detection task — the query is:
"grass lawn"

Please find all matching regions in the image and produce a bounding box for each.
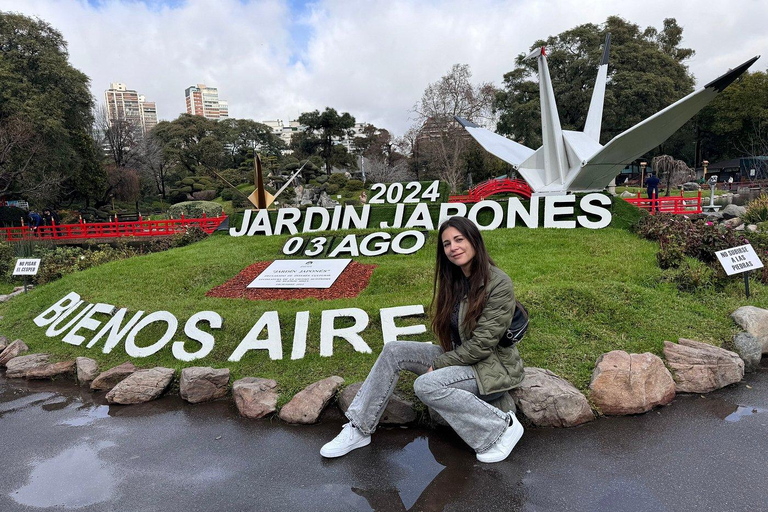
[0,199,764,406]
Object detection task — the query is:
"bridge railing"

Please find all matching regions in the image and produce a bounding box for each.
[0,214,227,242]
[449,178,533,202]
[623,192,702,215]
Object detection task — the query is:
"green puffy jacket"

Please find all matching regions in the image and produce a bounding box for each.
[431,265,525,396]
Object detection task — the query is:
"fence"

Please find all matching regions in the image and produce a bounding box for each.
[623,191,702,215]
[0,214,227,242]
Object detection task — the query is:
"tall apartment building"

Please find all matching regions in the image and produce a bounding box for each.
[104,82,158,135]
[185,84,229,120]
[262,120,370,155]
[263,119,304,148]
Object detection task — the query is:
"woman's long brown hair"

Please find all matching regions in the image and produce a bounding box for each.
[430,216,494,352]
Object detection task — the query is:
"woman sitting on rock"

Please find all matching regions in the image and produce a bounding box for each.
[321,216,525,463]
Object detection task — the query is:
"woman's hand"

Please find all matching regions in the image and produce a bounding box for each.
[426,366,433,373]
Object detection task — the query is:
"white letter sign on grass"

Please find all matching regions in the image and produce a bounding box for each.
[229,311,283,361]
[320,308,371,356]
[380,305,427,343]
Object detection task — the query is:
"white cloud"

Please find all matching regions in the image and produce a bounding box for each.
[2,0,766,136]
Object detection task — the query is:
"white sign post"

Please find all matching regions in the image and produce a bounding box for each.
[247,259,352,289]
[715,244,764,298]
[13,258,41,293]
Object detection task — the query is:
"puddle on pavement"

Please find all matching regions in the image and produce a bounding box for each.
[724,405,768,422]
[0,392,57,416]
[10,441,117,508]
[58,404,111,426]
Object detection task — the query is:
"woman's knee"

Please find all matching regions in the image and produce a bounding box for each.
[414,373,441,403]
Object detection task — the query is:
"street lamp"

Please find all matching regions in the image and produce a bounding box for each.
[640,161,647,188]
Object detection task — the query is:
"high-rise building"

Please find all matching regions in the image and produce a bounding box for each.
[185,84,229,120]
[104,82,158,135]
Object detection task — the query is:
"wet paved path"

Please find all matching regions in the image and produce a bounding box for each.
[0,362,766,512]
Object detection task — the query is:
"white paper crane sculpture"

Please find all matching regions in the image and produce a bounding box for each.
[457,35,760,194]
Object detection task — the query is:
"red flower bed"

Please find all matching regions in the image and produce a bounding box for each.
[206,261,377,301]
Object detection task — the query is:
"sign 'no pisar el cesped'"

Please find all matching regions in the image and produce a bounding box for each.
[13,258,41,276]
[715,244,764,276]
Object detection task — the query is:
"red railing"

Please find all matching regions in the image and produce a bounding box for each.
[0,214,227,242]
[623,191,702,215]
[449,178,533,202]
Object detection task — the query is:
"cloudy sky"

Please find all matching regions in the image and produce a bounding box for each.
[2,0,766,136]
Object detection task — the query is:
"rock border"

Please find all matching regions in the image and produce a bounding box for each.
[0,305,763,428]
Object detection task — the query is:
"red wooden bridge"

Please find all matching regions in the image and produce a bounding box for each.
[0,214,227,243]
[623,191,702,215]
[449,178,533,202]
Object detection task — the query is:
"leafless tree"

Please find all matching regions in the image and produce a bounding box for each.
[94,104,143,170]
[361,157,412,184]
[0,116,66,205]
[92,105,145,206]
[411,64,496,192]
[136,134,173,199]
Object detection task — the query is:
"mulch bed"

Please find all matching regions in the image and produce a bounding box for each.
[206,261,378,301]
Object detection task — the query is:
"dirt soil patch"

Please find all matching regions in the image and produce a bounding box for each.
[205,261,377,301]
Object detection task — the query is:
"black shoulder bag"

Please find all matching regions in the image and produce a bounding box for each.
[499,300,528,348]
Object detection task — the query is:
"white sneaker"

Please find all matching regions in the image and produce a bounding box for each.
[320,423,371,458]
[476,413,524,463]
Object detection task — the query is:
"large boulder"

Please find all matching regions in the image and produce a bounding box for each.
[279,376,344,424]
[5,354,51,378]
[90,361,138,391]
[0,339,29,366]
[233,377,278,419]
[338,382,417,425]
[720,204,746,220]
[731,306,768,354]
[106,367,175,404]
[180,367,230,403]
[723,217,744,229]
[589,351,675,416]
[732,332,763,373]
[0,335,8,352]
[663,338,744,393]
[27,360,75,380]
[682,182,700,191]
[76,357,100,386]
[510,368,594,427]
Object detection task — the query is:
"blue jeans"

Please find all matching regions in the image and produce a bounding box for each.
[345,341,510,452]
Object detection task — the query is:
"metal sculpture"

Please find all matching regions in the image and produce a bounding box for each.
[457,34,760,194]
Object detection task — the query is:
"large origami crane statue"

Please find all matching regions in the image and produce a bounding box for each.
[457,35,760,194]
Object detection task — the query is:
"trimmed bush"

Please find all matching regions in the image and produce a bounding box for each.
[328,173,348,186]
[326,184,340,195]
[221,188,234,201]
[346,179,364,191]
[168,201,223,219]
[181,178,195,185]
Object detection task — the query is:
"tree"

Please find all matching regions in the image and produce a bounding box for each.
[297,108,356,174]
[0,12,103,206]
[136,132,173,200]
[153,114,226,178]
[494,17,695,155]
[94,104,142,170]
[651,155,691,195]
[411,64,496,192]
[217,118,285,168]
[696,71,768,162]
